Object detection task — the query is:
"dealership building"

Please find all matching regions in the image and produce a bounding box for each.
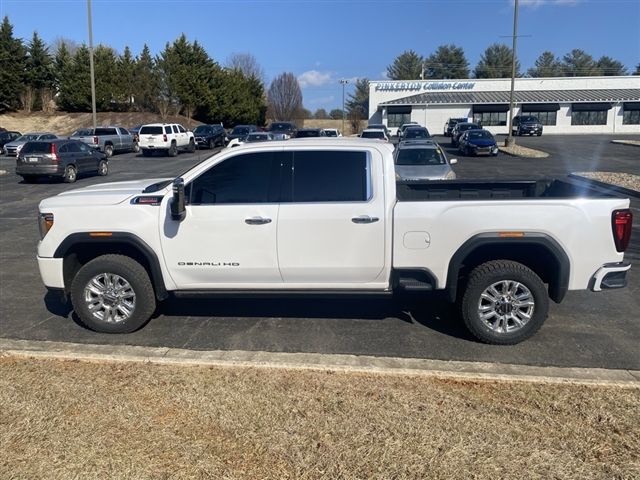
[368,76,640,135]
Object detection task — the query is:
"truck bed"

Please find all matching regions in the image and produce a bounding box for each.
[396,178,615,202]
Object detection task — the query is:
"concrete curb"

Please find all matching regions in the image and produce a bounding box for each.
[498,146,549,159]
[611,140,640,147]
[1,338,638,387]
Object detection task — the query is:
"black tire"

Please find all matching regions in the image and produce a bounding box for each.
[70,254,156,333]
[167,142,178,157]
[21,175,37,183]
[459,260,549,345]
[208,138,215,149]
[142,149,152,157]
[97,160,108,176]
[104,144,114,158]
[537,132,542,137]
[187,139,196,153]
[464,146,471,157]
[132,142,140,153]
[63,165,77,183]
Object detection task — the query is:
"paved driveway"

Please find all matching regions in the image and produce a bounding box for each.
[1,136,639,369]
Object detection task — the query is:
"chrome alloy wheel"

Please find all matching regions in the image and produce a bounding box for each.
[83,273,136,323]
[478,280,535,333]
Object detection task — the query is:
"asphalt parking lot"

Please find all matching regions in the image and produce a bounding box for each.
[1,135,639,369]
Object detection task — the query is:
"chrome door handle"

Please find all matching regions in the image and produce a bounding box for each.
[352,215,379,224]
[245,216,272,225]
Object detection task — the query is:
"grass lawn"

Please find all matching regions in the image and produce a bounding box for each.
[1,355,638,479]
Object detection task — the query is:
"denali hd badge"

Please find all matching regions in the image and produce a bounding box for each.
[178,262,240,267]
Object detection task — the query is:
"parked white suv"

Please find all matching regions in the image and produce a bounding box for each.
[138,123,195,157]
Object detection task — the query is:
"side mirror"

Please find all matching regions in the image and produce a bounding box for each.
[449,159,458,165]
[171,177,186,221]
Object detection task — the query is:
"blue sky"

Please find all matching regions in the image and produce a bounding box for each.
[2,0,639,110]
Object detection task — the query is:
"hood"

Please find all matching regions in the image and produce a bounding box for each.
[40,177,172,209]
[468,138,496,147]
[5,139,29,148]
[396,164,453,181]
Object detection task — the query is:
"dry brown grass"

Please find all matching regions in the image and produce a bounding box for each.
[0,112,202,137]
[1,356,638,480]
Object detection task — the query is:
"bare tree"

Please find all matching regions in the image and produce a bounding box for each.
[267,72,303,121]
[225,53,265,83]
[50,36,80,55]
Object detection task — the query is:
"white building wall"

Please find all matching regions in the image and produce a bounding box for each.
[368,76,640,135]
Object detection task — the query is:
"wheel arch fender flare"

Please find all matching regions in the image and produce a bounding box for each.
[445,232,570,304]
[53,232,168,300]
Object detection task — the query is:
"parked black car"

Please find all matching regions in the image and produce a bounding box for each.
[228,125,258,142]
[0,130,21,155]
[450,122,481,147]
[268,121,297,138]
[296,128,326,138]
[444,117,467,136]
[16,139,108,183]
[401,126,431,141]
[193,124,227,149]
[457,129,499,156]
[512,116,543,136]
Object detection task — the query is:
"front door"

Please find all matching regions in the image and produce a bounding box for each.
[161,150,283,289]
[277,149,387,285]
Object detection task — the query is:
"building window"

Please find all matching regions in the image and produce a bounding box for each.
[388,113,411,128]
[472,111,507,127]
[571,110,607,126]
[523,111,557,126]
[623,110,640,125]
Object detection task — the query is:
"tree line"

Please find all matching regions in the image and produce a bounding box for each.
[386,44,639,80]
[0,16,267,126]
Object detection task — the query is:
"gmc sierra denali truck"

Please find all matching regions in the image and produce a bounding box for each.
[36,139,633,344]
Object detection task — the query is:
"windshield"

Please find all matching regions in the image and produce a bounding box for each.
[296,130,320,137]
[232,127,250,135]
[396,148,445,166]
[459,124,479,131]
[467,131,494,140]
[16,134,41,142]
[193,126,210,134]
[245,134,270,142]
[71,129,92,136]
[404,128,430,139]
[521,116,539,123]
[325,130,337,137]
[269,123,292,131]
[361,131,385,139]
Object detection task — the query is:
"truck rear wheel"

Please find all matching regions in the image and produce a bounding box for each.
[104,144,114,157]
[70,254,156,333]
[459,260,548,345]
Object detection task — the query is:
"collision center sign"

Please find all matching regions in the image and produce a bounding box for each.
[375,81,476,92]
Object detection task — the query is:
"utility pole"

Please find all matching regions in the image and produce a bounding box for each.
[87,0,97,131]
[340,79,349,134]
[505,0,519,147]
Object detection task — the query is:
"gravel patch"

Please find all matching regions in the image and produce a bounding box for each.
[611,139,640,147]
[573,171,640,192]
[499,144,549,158]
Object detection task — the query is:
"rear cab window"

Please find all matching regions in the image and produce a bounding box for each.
[94,128,117,136]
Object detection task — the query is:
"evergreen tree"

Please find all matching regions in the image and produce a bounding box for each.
[329,108,344,120]
[561,49,599,77]
[527,51,563,77]
[117,46,136,109]
[25,31,54,111]
[386,50,423,80]
[424,44,469,79]
[0,16,26,112]
[53,41,71,94]
[634,64,640,75]
[57,44,92,112]
[596,56,627,76]
[133,44,159,112]
[345,78,369,119]
[474,44,519,78]
[206,69,266,126]
[94,44,119,110]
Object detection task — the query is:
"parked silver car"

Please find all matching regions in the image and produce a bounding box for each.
[3,132,57,156]
[394,140,457,181]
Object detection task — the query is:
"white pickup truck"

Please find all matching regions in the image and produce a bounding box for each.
[36,139,633,344]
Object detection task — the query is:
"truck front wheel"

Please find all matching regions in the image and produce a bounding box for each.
[70,254,156,333]
[459,260,548,345]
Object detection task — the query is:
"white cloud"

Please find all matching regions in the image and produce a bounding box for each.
[298,70,333,87]
[519,0,580,7]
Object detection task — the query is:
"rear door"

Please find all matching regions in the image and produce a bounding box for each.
[277,148,386,284]
[76,141,97,171]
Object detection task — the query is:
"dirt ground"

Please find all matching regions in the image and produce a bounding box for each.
[1,356,638,479]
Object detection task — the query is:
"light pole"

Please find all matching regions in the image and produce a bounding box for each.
[340,79,349,134]
[505,0,519,147]
[87,0,97,131]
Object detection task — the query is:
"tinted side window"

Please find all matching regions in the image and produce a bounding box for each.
[178,125,186,133]
[119,128,129,135]
[172,125,179,134]
[290,151,368,203]
[188,152,280,205]
[66,142,82,153]
[57,144,69,153]
[164,126,172,134]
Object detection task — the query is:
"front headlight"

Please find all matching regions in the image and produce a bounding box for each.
[16,144,24,153]
[38,213,54,239]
